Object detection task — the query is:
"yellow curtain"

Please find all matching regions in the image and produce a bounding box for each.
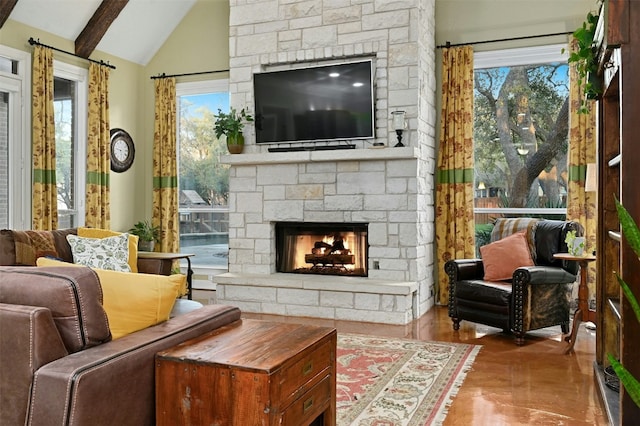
[567,40,597,310]
[152,77,179,253]
[85,62,111,228]
[435,46,476,305]
[31,45,58,230]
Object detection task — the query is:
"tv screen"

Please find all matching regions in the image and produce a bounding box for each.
[253,60,374,144]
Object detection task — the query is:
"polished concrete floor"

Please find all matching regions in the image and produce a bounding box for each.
[243,306,607,425]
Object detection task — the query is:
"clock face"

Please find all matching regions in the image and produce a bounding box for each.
[110,128,135,173]
[113,139,129,161]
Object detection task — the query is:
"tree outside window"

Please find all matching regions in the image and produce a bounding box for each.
[177,84,230,269]
[473,45,569,249]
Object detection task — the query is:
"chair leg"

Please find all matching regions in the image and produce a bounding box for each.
[452,317,461,331]
[561,321,570,334]
[514,333,525,346]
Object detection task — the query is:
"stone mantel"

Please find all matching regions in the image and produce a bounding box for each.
[222,146,419,166]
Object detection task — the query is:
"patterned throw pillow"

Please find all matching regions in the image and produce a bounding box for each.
[490,218,540,263]
[66,233,132,272]
[11,230,60,265]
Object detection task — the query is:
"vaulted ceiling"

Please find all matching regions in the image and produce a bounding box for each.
[1,0,200,65]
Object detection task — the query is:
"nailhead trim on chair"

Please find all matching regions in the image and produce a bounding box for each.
[445,261,457,319]
[512,268,528,337]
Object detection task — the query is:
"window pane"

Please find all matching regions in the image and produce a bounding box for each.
[54,76,77,228]
[473,61,569,233]
[178,92,230,268]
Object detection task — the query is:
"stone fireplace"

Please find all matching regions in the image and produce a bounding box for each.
[216,0,436,325]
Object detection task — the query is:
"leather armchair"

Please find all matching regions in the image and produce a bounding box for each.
[445,219,584,345]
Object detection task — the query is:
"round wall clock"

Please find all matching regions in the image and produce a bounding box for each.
[110,128,135,173]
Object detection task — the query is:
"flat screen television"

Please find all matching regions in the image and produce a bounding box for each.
[253,60,374,144]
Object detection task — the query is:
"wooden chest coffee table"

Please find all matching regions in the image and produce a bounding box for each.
[155,319,337,426]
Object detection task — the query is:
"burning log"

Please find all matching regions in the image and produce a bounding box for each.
[305,253,355,266]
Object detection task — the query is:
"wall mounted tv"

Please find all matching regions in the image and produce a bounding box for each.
[253,60,375,144]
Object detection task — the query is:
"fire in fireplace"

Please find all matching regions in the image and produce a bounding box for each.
[275,222,368,277]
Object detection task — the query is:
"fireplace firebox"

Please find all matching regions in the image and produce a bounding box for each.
[275,222,368,277]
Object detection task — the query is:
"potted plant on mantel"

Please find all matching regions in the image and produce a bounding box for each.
[128,220,161,252]
[214,107,254,154]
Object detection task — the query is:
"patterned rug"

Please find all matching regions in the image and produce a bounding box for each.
[336,334,481,426]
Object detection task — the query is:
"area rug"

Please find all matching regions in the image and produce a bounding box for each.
[336,334,481,426]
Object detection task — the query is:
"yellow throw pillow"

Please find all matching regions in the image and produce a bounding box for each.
[36,257,185,339]
[78,227,139,273]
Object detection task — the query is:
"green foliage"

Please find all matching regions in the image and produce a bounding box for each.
[179,103,230,205]
[608,355,640,408]
[610,199,640,407]
[563,11,600,113]
[474,62,569,208]
[213,107,254,140]
[474,223,494,257]
[128,220,161,243]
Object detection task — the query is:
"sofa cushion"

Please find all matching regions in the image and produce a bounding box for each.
[37,258,183,339]
[481,231,534,281]
[67,233,132,272]
[78,227,139,273]
[0,228,77,266]
[0,230,16,265]
[0,266,111,352]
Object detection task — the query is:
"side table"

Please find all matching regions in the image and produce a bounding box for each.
[155,319,337,425]
[553,253,596,354]
[137,252,194,299]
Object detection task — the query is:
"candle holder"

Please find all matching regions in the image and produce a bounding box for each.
[391,110,406,147]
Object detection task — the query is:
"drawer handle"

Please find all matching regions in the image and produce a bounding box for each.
[303,397,314,413]
[302,360,313,376]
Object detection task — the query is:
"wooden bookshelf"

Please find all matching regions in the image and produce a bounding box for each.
[595,0,640,423]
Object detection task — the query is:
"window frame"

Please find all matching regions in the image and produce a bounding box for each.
[176,78,230,279]
[473,44,569,218]
[0,45,30,229]
[53,60,88,228]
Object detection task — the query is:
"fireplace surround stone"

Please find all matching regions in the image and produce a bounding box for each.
[216,148,432,324]
[217,0,436,325]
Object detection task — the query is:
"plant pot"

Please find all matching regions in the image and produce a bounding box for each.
[227,133,244,154]
[138,240,155,252]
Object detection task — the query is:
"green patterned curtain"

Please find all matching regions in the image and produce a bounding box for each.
[31,45,58,230]
[85,62,111,228]
[435,46,476,305]
[567,39,597,314]
[152,77,179,253]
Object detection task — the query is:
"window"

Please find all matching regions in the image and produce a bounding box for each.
[176,80,230,270]
[54,62,87,229]
[473,45,569,246]
[0,46,30,229]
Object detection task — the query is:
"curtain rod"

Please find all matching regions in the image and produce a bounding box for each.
[436,31,574,49]
[28,37,116,70]
[150,69,229,80]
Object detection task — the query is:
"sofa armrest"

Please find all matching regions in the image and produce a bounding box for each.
[27,304,241,426]
[513,266,577,285]
[444,259,484,282]
[0,303,68,426]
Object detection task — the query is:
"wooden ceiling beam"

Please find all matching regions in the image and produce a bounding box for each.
[0,0,19,28]
[75,0,129,59]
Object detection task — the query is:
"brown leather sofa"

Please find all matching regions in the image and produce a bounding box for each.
[445,218,583,345]
[0,230,242,425]
[0,227,165,274]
